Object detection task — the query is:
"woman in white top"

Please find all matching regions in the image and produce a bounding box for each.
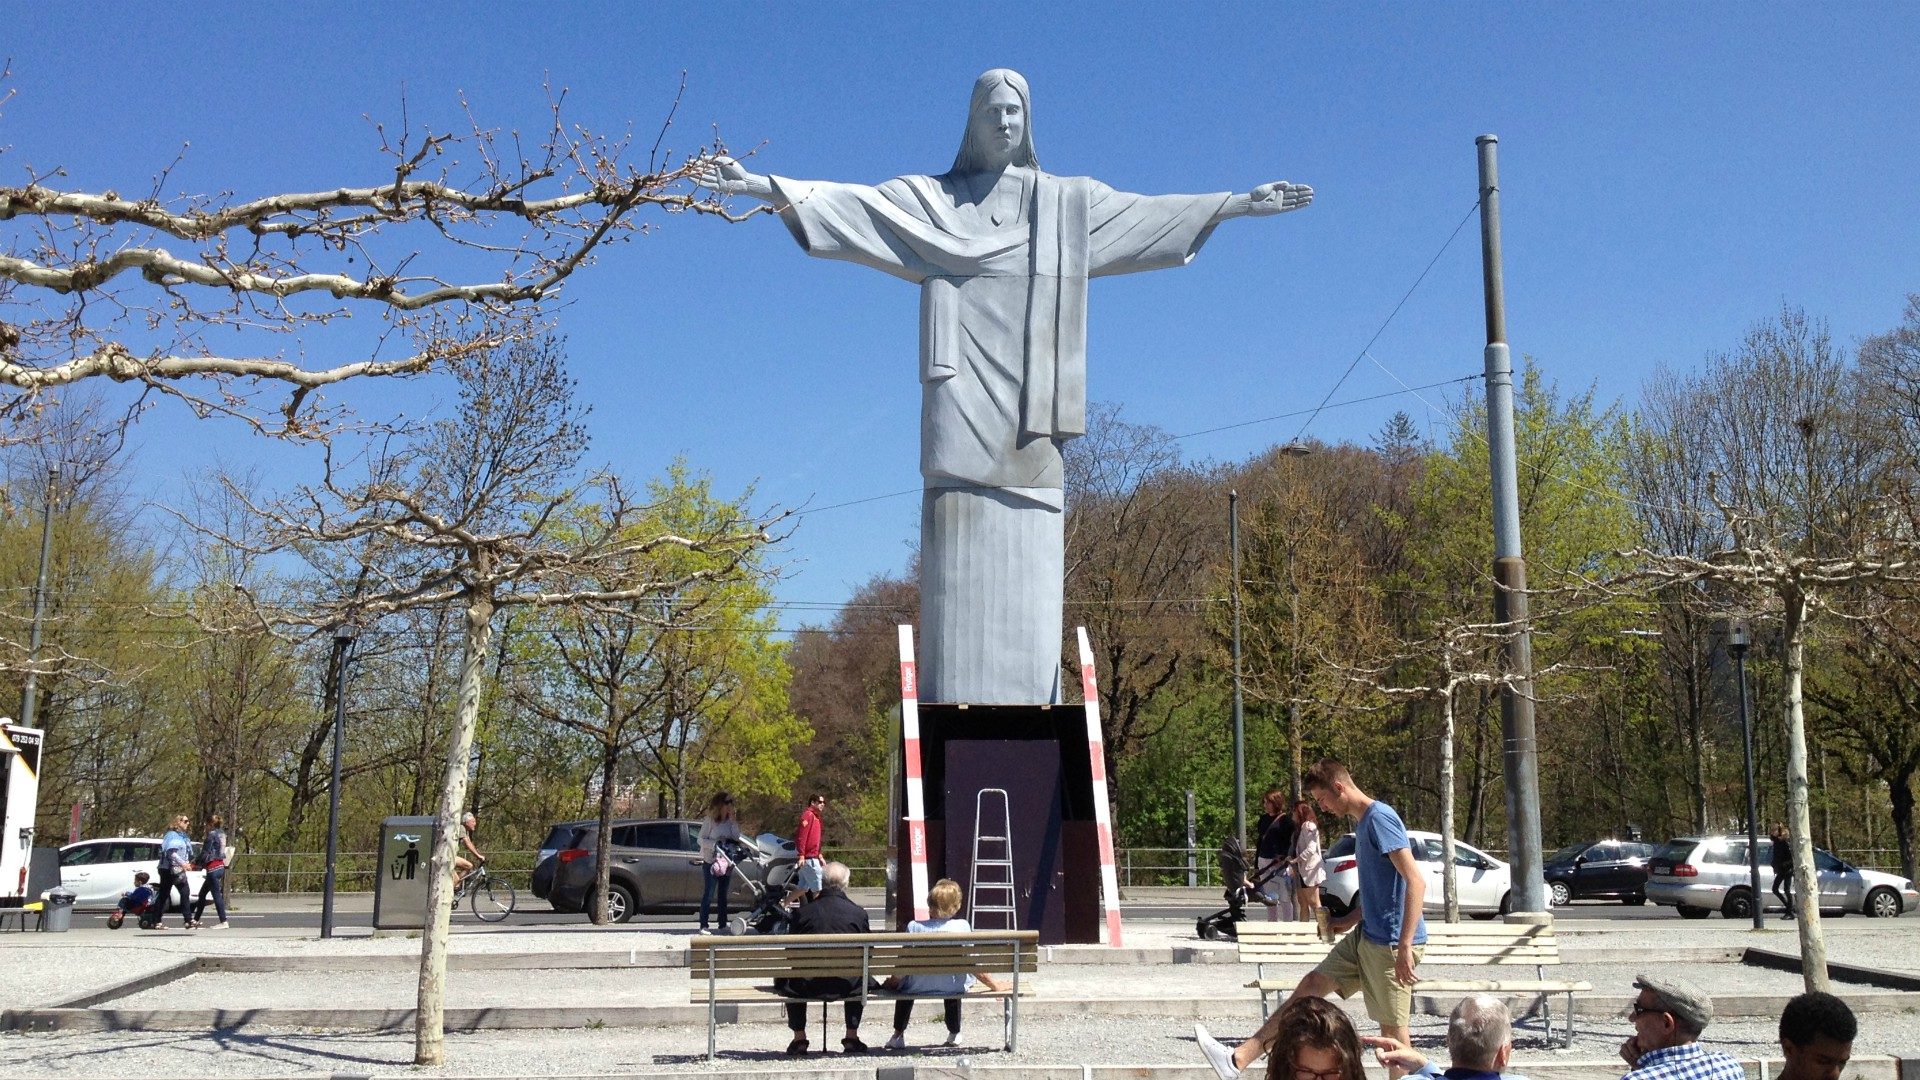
[1290,799,1325,922]
[883,878,1007,1049]
[696,792,743,932]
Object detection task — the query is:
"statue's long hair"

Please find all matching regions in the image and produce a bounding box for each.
[951,68,1038,174]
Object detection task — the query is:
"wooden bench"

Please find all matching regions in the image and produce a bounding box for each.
[688,930,1040,1060]
[1235,920,1590,1047]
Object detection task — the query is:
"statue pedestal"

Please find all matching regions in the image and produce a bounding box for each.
[892,702,1103,945]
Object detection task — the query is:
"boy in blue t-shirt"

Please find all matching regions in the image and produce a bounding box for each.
[1196,758,1428,1080]
[107,872,158,929]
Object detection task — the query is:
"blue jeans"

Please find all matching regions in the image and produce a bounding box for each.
[699,863,730,929]
[194,868,228,923]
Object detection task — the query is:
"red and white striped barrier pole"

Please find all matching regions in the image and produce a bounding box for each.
[1076,627,1124,946]
[898,625,931,921]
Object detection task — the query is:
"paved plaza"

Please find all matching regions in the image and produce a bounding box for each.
[1,896,1917,1078]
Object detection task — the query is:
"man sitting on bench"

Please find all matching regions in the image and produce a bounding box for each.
[777,860,870,1056]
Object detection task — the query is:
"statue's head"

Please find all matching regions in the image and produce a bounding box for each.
[952,68,1037,174]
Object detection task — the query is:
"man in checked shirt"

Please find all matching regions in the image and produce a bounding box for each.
[1619,974,1744,1080]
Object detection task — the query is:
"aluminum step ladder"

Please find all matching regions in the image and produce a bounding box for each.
[968,787,1017,930]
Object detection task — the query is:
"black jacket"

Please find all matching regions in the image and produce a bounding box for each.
[1770,837,1793,872]
[777,887,871,999]
[1256,813,1296,862]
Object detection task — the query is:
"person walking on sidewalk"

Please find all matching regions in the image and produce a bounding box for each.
[786,793,826,905]
[1196,758,1426,1079]
[1254,789,1296,921]
[1770,824,1794,919]
[696,792,742,932]
[1618,973,1744,1080]
[191,813,232,928]
[1291,799,1325,923]
[158,813,199,929]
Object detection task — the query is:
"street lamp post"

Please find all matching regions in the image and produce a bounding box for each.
[320,624,357,939]
[1729,618,1764,931]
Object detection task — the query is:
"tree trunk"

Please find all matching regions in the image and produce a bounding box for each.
[592,742,618,925]
[415,590,495,1067]
[1780,591,1829,993]
[1439,689,1459,923]
[1891,772,1916,884]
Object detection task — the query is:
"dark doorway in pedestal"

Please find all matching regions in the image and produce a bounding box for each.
[895,703,1102,944]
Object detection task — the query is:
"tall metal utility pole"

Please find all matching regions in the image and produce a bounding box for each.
[320,624,356,939]
[1229,490,1247,845]
[1476,135,1545,912]
[20,468,57,729]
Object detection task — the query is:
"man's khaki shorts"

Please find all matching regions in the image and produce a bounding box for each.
[1312,927,1424,1027]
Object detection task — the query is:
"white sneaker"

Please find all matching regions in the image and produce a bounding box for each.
[205,921,228,929]
[883,1034,906,1051]
[1195,1022,1241,1080]
[942,1032,960,1047]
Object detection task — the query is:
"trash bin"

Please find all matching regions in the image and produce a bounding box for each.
[41,886,76,932]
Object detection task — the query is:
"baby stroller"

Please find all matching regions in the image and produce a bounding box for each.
[717,833,800,936]
[1195,836,1289,941]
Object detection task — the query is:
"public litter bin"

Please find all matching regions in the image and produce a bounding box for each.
[41,886,76,932]
[372,815,439,930]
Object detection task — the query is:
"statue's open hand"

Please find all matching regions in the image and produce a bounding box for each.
[1248,181,1313,216]
[689,155,762,197]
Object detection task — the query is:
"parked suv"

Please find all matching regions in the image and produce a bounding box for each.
[1323,830,1512,919]
[1543,840,1658,906]
[529,818,791,923]
[1646,835,1918,920]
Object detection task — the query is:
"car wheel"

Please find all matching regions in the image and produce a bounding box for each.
[1548,881,1571,907]
[1721,888,1755,920]
[1468,911,1497,921]
[1499,891,1512,916]
[1197,917,1217,940]
[603,882,637,924]
[1676,904,1712,920]
[1866,886,1901,919]
[1624,894,1647,906]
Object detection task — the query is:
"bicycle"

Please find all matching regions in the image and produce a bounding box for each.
[452,862,517,923]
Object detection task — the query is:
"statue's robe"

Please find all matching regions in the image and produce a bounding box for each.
[771,169,1230,703]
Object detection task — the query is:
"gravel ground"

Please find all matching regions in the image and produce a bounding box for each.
[3,1002,1919,1078]
[3,917,1919,1077]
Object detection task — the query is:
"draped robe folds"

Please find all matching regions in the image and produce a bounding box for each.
[770,170,1231,704]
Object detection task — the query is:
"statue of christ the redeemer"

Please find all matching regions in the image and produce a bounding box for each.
[694,68,1312,705]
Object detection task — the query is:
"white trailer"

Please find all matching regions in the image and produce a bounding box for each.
[1,720,44,904]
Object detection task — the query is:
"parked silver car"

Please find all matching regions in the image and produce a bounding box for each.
[1646,835,1918,920]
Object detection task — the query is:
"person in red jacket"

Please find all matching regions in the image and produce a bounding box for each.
[785,794,826,904]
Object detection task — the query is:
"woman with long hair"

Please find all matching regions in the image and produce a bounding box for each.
[1255,789,1295,920]
[1264,996,1366,1080]
[697,792,743,933]
[1291,799,1324,923]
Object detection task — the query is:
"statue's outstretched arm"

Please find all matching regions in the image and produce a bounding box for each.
[690,156,778,203]
[1212,181,1314,223]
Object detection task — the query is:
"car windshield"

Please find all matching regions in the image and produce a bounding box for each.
[1547,843,1588,863]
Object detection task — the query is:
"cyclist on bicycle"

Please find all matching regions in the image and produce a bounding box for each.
[453,811,485,889]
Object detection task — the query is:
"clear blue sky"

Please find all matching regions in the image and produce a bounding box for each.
[7,4,1918,623]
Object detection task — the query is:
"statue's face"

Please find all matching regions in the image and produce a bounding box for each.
[970,81,1025,166]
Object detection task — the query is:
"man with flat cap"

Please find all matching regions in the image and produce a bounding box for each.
[1619,973,1744,1080]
